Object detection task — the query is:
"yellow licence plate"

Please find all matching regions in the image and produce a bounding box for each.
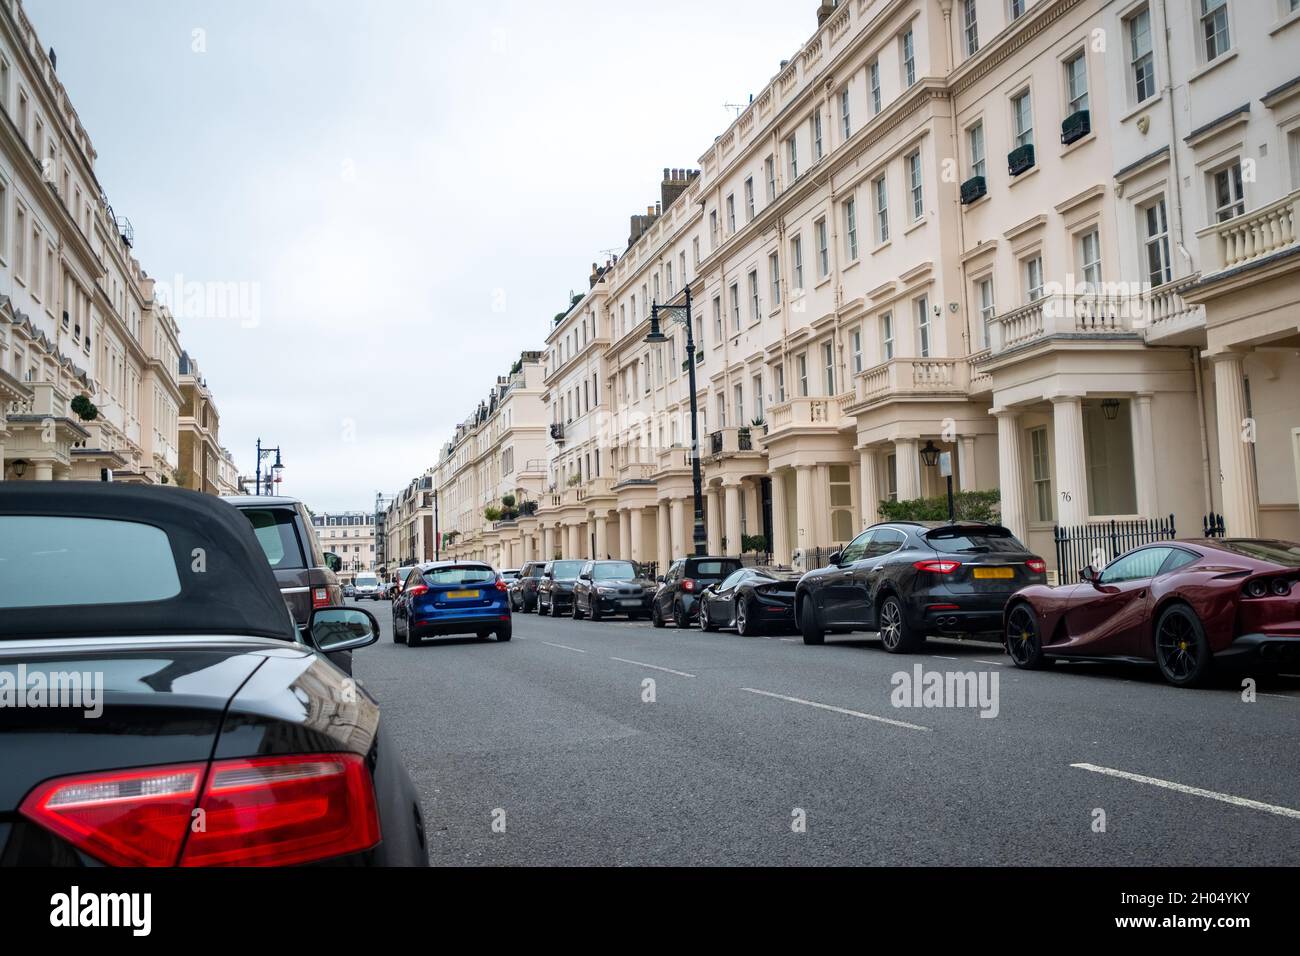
[973,567,1014,580]
[447,590,480,599]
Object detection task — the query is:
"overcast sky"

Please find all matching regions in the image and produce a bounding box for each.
[28,0,812,512]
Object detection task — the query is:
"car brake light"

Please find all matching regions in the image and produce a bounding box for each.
[21,753,381,867]
[406,584,429,599]
[914,560,961,574]
[181,753,380,867]
[495,577,508,592]
[681,578,696,592]
[1025,558,1047,574]
[20,763,205,867]
[312,587,330,608]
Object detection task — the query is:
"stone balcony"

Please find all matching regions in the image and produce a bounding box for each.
[1141,275,1206,346]
[851,357,970,409]
[766,393,854,437]
[988,291,1143,355]
[1197,188,1298,278]
[705,426,763,460]
[614,460,655,486]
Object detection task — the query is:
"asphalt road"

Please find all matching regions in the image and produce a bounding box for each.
[351,598,1300,866]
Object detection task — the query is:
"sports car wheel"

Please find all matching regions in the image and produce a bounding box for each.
[699,601,716,632]
[736,597,759,637]
[1005,603,1046,668]
[878,595,921,653]
[1155,603,1212,688]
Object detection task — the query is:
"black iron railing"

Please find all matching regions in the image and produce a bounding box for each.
[1053,515,1177,584]
[1202,512,1226,538]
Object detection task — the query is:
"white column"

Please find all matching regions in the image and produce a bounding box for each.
[669,498,684,558]
[35,461,54,481]
[795,464,814,550]
[742,479,759,536]
[772,470,790,563]
[618,509,632,560]
[657,500,671,571]
[958,435,978,492]
[1131,393,1157,517]
[859,447,880,525]
[894,439,920,501]
[1051,395,1089,527]
[1213,353,1260,537]
[541,526,554,560]
[724,482,742,557]
[995,410,1028,543]
[706,486,721,553]
[629,508,645,561]
[595,515,609,559]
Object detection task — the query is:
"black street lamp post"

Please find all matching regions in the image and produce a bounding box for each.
[920,440,955,521]
[254,439,284,496]
[645,285,706,557]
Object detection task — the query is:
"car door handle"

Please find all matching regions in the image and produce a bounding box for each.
[871,566,885,572]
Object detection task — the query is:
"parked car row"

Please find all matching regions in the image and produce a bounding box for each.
[505,519,1300,689]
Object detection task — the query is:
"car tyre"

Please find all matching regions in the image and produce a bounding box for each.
[550,598,563,617]
[589,601,602,622]
[496,623,513,642]
[799,598,824,645]
[673,602,690,629]
[1004,602,1046,669]
[736,596,760,637]
[878,594,922,653]
[1154,603,1212,688]
[699,600,716,632]
[651,602,666,628]
[573,597,585,620]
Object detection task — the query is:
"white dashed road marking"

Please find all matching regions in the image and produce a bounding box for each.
[1070,763,1300,821]
[541,641,587,654]
[973,659,1005,666]
[741,687,930,732]
[609,657,696,678]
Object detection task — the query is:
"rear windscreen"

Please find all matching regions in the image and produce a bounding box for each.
[1213,540,1300,566]
[424,567,497,585]
[690,560,741,578]
[926,529,1025,552]
[0,516,182,609]
[240,508,306,569]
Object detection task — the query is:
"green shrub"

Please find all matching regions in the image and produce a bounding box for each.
[741,534,768,553]
[876,489,1001,523]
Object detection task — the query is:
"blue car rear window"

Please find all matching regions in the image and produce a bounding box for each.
[424,567,496,585]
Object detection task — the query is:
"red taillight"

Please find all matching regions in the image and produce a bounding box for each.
[182,754,380,867]
[20,753,381,868]
[1025,558,1047,574]
[405,584,429,599]
[914,559,961,574]
[311,587,330,608]
[19,763,205,867]
[681,578,696,592]
[495,577,508,592]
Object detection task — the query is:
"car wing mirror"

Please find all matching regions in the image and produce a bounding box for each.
[656,575,665,583]
[1080,565,1099,585]
[828,550,843,567]
[308,607,379,654]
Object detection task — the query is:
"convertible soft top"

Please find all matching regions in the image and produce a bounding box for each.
[0,483,298,642]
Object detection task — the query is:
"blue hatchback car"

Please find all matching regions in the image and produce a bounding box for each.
[393,561,512,645]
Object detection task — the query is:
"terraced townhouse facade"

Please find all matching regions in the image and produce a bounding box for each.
[0,0,222,488]
[401,0,1299,575]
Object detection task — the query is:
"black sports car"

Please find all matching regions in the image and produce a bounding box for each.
[795,521,1047,652]
[0,483,427,867]
[698,566,800,636]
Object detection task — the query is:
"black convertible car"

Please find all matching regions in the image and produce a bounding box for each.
[795,521,1047,652]
[0,483,427,867]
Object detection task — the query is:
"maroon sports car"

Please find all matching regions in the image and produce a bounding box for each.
[1003,538,1300,687]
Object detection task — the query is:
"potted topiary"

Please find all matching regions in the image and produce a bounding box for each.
[70,394,99,422]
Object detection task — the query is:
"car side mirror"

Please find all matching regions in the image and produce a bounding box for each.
[308,607,379,653]
[323,552,342,573]
[1080,565,1098,585]
[580,571,591,580]
[829,550,843,567]
[656,575,665,584]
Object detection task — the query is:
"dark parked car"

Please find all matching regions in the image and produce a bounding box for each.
[796,521,1047,651]
[572,560,657,620]
[698,566,800,636]
[226,495,343,627]
[392,561,512,644]
[537,559,586,616]
[510,560,546,612]
[650,556,744,628]
[0,482,426,867]
[1004,538,1300,687]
